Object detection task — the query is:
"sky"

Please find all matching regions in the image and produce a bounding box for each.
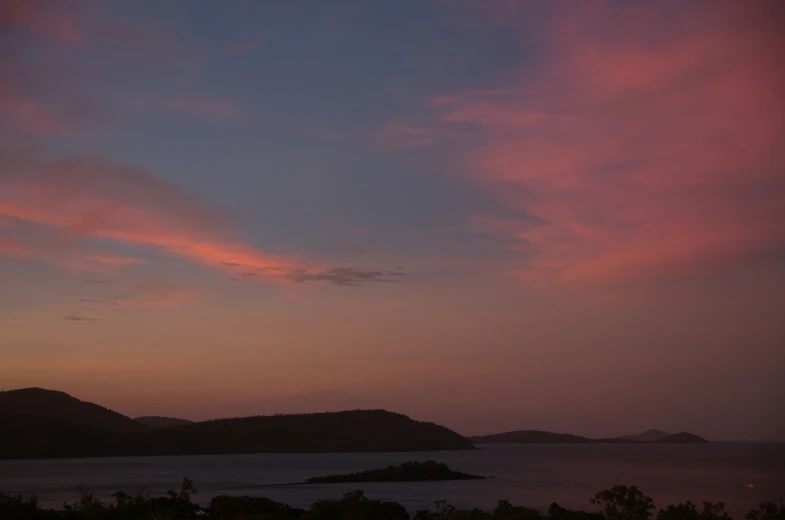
[1,0,784,441]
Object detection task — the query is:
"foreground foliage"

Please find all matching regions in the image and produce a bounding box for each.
[1,480,783,520]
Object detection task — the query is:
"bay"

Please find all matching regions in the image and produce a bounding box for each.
[1,443,783,518]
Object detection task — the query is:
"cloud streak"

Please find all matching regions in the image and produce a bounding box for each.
[0,151,394,287]
[0,153,279,271]
[78,298,119,305]
[290,267,396,287]
[64,314,98,321]
[0,0,85,44]
[394,0,785,285]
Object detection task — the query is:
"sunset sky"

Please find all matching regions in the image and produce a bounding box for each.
[1,0,783,441]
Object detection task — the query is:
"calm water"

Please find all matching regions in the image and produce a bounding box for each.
[1,443,783,517]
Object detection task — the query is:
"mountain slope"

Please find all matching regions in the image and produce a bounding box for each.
[0,388,149,433]
[470,430,594,444]
[618,429,670,442]
[0,416,128,459]
[0,389,475,459]
[471,429,708,444]
[658,432,709,443]
[135,416,194,429]
[156,410,475,453]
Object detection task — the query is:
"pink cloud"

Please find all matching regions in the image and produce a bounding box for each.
[0,95,65,134]
[0,233,30,257]
[0,92,105,136]
[0,152,392,287]
[1,0,185,49]
[0,0,85,44]
[0,2,388,291]
[399,1,785,285]
[84,255,148,266]
[0,39,112,138]
[0,154,304,279]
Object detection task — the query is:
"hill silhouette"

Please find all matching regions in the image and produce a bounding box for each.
[0,389,474,459]
[618,429,670,442]
[152,410,474,454]
[470,430,636,444]
[0,388,149,433]
[135,416,194,429]
[471,429,707,444]
[0,416,131,459]
[470,430,596,444]
[657,432,709,443]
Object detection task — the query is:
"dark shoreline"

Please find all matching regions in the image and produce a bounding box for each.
[2,479,780,520]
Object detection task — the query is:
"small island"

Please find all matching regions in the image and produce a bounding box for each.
[305,460,486,483]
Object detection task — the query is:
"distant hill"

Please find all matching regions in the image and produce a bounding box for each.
[0,416,129,459]
[471,429,708,444]
[470,430,595,444]
[658,432,709,443]
[618,429,671,442]
[0,388,474,459]
[135,416,194,429]
[154,410,475,454]
[0,388,149,433]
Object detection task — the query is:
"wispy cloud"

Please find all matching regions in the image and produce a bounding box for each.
[395,0,785,285]
[290,267,397,287]
[0,151,392,287]
[84,255,147,266]
[0,0,85,44]
[64,314,98,321]
[0,233,31,258]
[0,0,210,140]
[0,93,102,135]
[0,161,293,279]
[78,298,119,305]
[1,0,191,50]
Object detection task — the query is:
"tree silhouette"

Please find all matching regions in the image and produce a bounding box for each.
[590,485,655,520]
[657,500,730,519]
[746,500,785,520]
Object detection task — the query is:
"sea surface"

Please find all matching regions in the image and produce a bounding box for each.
[1,443,783,517]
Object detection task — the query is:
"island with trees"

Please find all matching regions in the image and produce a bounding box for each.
[304,461,486,484]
